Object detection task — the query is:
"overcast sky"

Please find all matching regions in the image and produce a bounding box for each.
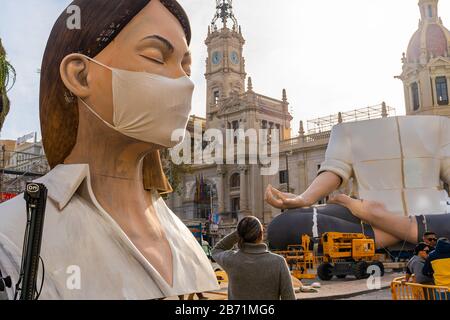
[1,0,449,140]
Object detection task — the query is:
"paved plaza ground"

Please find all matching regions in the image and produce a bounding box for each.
[168,271,402,300]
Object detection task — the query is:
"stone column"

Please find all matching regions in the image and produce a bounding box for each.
[239,165,248,212]
[217,166,226,214]
[431,76,438,107]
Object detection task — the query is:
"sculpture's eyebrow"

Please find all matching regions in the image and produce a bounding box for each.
[140,35,174,53]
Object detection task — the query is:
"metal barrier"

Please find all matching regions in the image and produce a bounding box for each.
[391,276,450,300]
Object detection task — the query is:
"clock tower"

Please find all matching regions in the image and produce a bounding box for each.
[205,0,246,121]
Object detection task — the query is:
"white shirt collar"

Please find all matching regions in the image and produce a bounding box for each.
[35,164,91,211]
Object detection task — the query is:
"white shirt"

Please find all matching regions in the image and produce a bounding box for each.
[0,164,219,300]
[319,115,450,216]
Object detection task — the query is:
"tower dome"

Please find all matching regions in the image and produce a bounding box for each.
[406,0,450,63]
[397,0,450,117]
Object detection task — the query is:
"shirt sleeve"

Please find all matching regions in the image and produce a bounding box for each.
[279,258,296,300]
[211,231,239,270]
[317,124,353,188]
[406,264,412,276]
[440,117,450,185]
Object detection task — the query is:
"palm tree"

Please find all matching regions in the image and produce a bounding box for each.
[0,38,16,131]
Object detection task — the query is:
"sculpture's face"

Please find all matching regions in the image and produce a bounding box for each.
[60,0,192,132]
[90,0,192,124]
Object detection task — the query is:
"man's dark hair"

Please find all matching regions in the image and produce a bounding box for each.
[423,231,437,238]
[414,242,430,255]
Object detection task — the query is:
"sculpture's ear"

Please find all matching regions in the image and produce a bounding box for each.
[59,53,92,99]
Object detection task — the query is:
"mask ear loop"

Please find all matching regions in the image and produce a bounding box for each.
[79,99,118,132]
[82,55,113,71]
[77,55,118,131]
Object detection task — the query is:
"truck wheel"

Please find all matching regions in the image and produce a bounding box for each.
[317,263,333,281]
[353,261,369,279]
[371,261,385,276]
[336,275,346,279]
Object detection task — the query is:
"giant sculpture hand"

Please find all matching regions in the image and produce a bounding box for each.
[265,171,342,209]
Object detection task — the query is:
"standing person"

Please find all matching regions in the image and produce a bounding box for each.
[423,238,450,288]
[211,216,295,300]
[423,232,438,251]
[404,243,434,285]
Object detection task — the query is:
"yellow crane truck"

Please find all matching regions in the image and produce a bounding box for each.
[317,232,384,281]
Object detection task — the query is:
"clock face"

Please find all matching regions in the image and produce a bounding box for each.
[230,51,239,64]
[212,51,222,65]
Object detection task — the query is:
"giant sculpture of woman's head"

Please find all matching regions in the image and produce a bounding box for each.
[40,0,192,193]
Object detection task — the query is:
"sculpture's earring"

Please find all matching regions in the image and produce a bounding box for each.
[64,90,76,104]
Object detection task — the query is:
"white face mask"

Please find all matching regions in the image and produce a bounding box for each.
[79,55,194,148]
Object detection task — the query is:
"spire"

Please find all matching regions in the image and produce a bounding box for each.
[247,77,253,92]
[298,121,305,137]
[211,0,239,30]
[282,89,287,102]
[381,102,388,118]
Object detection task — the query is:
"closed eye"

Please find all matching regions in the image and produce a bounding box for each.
[139,54,164,65]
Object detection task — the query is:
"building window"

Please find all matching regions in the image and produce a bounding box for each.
[213,90,220,105]
[436,76,449,105]
[428,5,433,18]
[231,197,240,213]
[230,173,240,188]
[279,170,288,185]
[411,82,420,111]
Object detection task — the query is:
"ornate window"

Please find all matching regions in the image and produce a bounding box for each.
[213,89,220,105]
[230,172,240,188]
[411,82,420,111]
[436,76,448,105]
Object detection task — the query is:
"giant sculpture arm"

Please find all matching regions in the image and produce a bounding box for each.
[265,171,341,209]
[266,124,352,210]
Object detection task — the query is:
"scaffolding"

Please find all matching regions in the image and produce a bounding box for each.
[0,149,49,202]
[307,103,396,134]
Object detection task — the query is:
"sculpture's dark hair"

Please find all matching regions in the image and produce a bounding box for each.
[237,216,263,249]
[40,0,191,193]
